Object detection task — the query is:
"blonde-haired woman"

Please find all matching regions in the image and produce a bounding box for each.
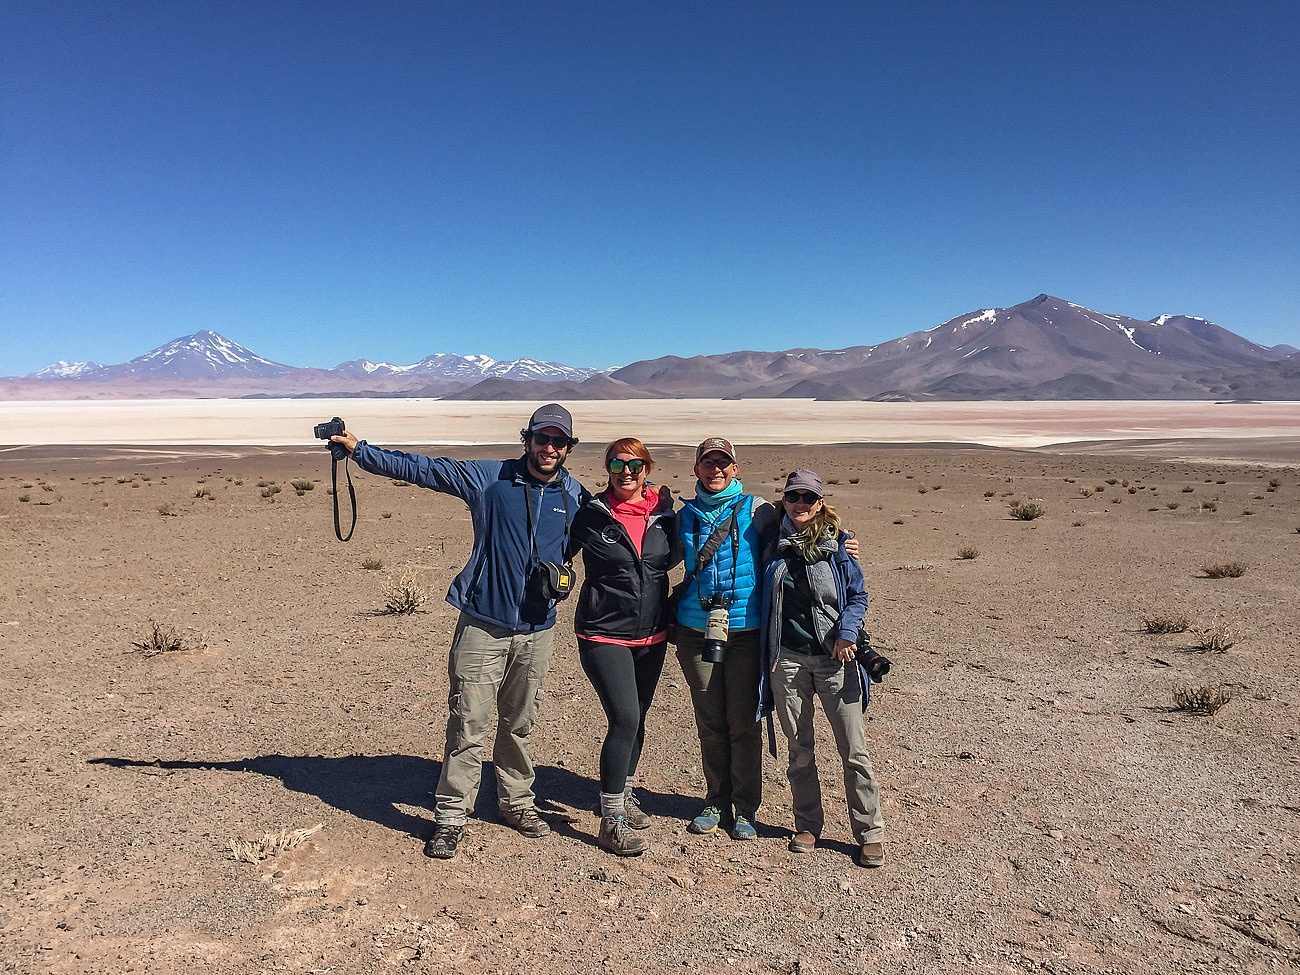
[758,469,885,868]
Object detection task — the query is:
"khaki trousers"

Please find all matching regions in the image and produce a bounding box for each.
[434,613,555,825]
[675,626,763,821]
[772,651,883,844]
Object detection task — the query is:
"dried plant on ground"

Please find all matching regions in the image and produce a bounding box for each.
[361,557,384,570]
[383,569,430,615]
[956,545,980,560]
[1008,500,1046,521]
[1143,613,1190,634]
[1190,623,1238,653]
[229,824,324,864]
[1172,684,1232,716]
[1202,561,1246,578]
[130,621,202,657]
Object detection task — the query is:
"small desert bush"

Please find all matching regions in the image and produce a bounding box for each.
[18,494,30,503]
[892,518,904,525]
[130,621,200,657]
[848,477,860,484]
[1190,623,1237,653]
[361,557,384,571]
[381,511,393,519]
[290,477,315,494]
[383,569,430,615]
[1202,561,1246,579]
[1079,486,1094,497]
[229,824,324,864]
[261,485,282,499]
[157,503,178,517]
[1142,613,1190,634]
[983,490,995,498]
[1105,478,1119,485]
[826,478,841,485]
[917,486,928,494]
[1181,486,1195,493]
[1165,502,1180,510]
[1071,520,1084,527]
[391,479,412,488]
[956,545,980,560]
[194,487,213,499]
[1171,684,1232,716]
[1008,500,1046,521]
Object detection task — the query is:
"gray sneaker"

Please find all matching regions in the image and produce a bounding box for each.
[622,790,651,830]
[500,805,551,838]
[598,815,649,856]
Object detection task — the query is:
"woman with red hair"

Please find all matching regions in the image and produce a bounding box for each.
[567,437,681,856]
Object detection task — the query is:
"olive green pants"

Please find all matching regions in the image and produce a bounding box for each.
[675,626,763,822]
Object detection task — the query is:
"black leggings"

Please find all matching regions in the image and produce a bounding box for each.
[577,638,667,794]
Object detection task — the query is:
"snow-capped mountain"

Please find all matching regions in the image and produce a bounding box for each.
[57,330,298,381]
[31,360,105,378]
[332,353,599,382]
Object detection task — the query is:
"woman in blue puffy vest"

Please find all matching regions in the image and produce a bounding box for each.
[674,437,778,841]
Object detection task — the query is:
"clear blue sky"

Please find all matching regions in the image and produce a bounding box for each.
[3,1,1297,376]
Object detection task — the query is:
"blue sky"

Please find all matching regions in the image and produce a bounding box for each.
[3,1,1297,376]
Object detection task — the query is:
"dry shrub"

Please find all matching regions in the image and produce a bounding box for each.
[1143,613,1190,634]
[1191,623,1237,653]
[290,477,315,496]
[1008,500,1046,521]
[1202,561,1246,579]
[261,484,281,499]
[130,621,202,657]
[194,487,213,499]
[229,824,324,863]
[361,557,384,570]
[956,545,980,560]
[1172,684,1232,716]
[18,494,30,503]
[383,569,430,615]
[1079,486,1095,497]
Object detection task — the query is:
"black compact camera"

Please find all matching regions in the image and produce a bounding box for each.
[314,416,345,440]
[854,629,891,683]
[314,417,347,461]
[701,593,730,664]
[532,560,575,601]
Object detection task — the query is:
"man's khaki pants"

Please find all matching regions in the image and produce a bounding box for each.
[434,613,555,825]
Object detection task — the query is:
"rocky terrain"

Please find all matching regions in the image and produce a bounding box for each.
[1,439,1297,974]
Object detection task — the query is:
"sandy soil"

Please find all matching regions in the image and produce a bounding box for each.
[4,398,1300,452]
[1,433,1298,974]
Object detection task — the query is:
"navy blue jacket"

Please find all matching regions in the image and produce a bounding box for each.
[352,443,588,630]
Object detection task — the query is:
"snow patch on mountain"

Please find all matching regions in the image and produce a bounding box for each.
[30,360,105,378]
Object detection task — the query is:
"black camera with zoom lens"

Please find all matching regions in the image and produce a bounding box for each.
[314,417,347,460]
[854,629,891,683]
[701,592,730,664]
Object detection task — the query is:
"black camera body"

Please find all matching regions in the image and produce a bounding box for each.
[314,417,347,460]
[701,592,730,664]
[854,629,891,683]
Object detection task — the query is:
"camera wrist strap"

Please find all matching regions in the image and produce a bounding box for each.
[331,454,357,542]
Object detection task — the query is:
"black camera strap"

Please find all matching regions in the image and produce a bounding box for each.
[330,449,357,542]
[523,471,572,569]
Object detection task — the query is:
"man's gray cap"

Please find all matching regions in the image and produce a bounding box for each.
[527,403,574,439]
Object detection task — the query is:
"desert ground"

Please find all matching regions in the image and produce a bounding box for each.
[1,402,1298,974]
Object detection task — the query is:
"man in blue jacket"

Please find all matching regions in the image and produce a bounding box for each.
[332,404,587,860]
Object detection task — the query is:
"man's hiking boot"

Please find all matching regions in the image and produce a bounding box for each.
[500,805,551,838]
[598,815,649,856]
[424,824,464,860]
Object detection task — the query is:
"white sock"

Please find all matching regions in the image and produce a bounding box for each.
[600,792,626,818]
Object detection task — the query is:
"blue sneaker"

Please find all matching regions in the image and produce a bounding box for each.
[688,805,723,834]
[730,815,757,841]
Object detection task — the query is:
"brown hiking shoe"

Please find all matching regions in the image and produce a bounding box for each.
[424,823,464,860]
[788,831,816,854]
[500,805,551,838]
[598,815,649,856]
[622,791,651,830]
[856,841,885,868]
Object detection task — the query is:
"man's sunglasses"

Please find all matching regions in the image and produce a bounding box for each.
[531,433,574,448]
[784,491,822,505]
[607,458,646,475]
[698,456,734,470]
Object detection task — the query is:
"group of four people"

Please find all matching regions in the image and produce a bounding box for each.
[330,403,885,868]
